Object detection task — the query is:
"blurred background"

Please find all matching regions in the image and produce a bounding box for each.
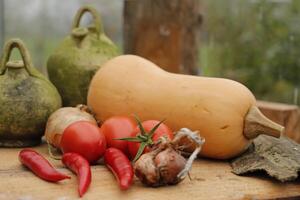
[0,0,299,105]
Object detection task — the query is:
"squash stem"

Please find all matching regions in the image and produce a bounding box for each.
[243,106,284,139]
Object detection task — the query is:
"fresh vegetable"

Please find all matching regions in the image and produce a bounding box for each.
[47,5,119,106]
[126,119,174,161]
[19,149,70,182]
[104,148,134,190]
[0,38,61,147]
[45,105,97,149]
[60,121,106,164]
[134,128,205,187]
[62,152,91,197]
[87,55,284,159]
[100,116,136,156]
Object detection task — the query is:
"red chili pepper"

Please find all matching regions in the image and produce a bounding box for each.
[19,149,70,182]
[104,147,134,190]
[62,152,91,197]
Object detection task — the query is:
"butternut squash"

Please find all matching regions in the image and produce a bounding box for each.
[87,55,284,159]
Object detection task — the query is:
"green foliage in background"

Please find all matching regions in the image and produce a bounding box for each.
[201,0,300,105]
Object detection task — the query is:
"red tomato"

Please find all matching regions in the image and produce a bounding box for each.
[100,116,136,156]
[60,121,106,164]
[128,120,173,160]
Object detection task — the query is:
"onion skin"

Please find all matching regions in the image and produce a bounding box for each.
[134,128,205,187]
[134,150,160,187]
[134,146,187,187]
[44,105,97,148]
[155,148,186,185]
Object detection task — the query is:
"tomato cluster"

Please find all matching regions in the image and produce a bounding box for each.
[60,115,173,163]
[100,116,174,160]
[58,115,173,193]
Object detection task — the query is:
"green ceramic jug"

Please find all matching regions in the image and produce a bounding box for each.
[0,39,62,147]
[47,6,119,106]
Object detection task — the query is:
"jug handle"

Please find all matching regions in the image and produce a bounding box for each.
[72,6,103,36]
[0,38,36,76]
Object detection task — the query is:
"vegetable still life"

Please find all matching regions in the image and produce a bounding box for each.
[1,3,300,200]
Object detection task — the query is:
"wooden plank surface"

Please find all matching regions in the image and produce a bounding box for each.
[1,144,300,200]
[257,100,300,142]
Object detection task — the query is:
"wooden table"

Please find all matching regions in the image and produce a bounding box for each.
[1,144,300,200]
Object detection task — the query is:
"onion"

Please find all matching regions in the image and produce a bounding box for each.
[134,149,160,186]
[154,147,187,185]
[44,104,97,148]
[134,128,205,187]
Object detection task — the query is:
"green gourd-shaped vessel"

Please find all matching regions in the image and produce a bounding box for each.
[0,39,62,147]
[47,6,119,106]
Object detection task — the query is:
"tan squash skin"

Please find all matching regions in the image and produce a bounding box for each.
[88,55,259,159]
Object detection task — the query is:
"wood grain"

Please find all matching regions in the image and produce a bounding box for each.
[123,0,202,74]
[0,144,300,200]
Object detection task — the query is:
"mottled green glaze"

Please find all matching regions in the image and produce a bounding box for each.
[0,39,62,147]
[47,6,119,106]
